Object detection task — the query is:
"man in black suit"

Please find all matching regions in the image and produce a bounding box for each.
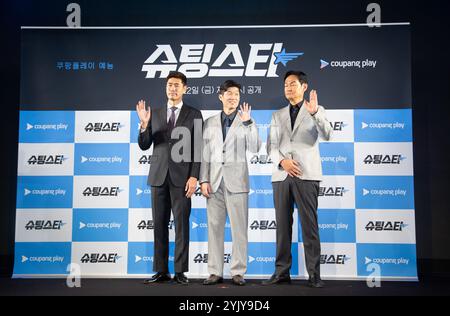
[136,71,203,285]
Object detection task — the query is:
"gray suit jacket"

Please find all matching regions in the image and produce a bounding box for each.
[200,113,261,193]
[267,103,332,182]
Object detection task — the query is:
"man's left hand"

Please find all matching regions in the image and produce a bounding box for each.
[305,90,319,115]
[185,177,198,198]
[238,102,252,122]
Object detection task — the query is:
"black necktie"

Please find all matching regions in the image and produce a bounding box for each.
[290,106,299,129]
[168,106,177,133]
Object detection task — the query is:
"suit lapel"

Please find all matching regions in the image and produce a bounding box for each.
[280,106,292,135]
[157,107,166,127]
[175,104,189,128]
[292,101,307,134]
[224,112,241,146]
[212,114,224,145]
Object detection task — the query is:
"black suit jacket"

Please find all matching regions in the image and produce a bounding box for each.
[138,103,203,187]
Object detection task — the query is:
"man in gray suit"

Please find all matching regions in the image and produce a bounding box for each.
[263,71,332,288]
[200,80,261,286]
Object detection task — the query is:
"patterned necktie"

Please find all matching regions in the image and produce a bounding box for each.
[168,106,177,132]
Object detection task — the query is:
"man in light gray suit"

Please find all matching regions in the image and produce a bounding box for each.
[263,71,332,288]
[200,80,261,286]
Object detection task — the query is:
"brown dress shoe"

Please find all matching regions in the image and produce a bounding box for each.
[232,275,246,286]
[203,274,224,285]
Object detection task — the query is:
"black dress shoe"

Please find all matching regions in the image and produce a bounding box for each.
[232,275,246,286]
[308,276,325,288]
[144,272,171,284]
[261,274,291,285]
[174,272,189,285]
[203,274,224,285]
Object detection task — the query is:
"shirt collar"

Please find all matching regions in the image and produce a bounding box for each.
[221,110,237,122]
[289,100,303,110]
[167,101,183,111]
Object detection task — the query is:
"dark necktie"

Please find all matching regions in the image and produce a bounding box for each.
[168,106,177,133]
[223,117,232,141]
[290,106,299,129]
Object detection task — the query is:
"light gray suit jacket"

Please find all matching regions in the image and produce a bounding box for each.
[267,103,332,182]
[200,113,261,193]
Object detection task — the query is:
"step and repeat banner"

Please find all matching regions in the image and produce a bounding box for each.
[14,25,417,280]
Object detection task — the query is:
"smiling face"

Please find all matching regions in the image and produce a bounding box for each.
[219,86,240,115]
[166,77,187,104]
[284,74,308,105]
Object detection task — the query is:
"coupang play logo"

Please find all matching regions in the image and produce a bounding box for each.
[142,44,303,78]
[320,58,378,70]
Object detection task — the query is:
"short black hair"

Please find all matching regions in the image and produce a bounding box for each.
[284,70,308,85]
[167,71,187,86]
[219,80,242,95]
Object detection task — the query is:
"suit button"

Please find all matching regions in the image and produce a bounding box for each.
[222,162,225,165]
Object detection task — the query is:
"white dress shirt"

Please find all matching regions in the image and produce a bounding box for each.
[166,101,183,124]
[140,101,183,132]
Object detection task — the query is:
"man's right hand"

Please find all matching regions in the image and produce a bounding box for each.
[280,159,303,177]
[136,100,151,129]
[201,182,212,198]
